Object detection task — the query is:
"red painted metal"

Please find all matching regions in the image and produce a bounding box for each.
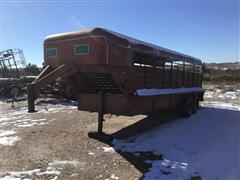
[28,27,204,115]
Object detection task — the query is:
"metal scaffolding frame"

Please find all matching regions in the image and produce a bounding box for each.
[0,49,27,78]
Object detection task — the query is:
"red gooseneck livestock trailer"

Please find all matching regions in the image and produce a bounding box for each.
[28,27,204,133]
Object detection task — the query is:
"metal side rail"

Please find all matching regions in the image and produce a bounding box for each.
[34,65,52,82]
[27,64,78,112]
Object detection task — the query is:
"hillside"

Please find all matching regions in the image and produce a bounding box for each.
[203,61,240,82]
[205,62,240,70]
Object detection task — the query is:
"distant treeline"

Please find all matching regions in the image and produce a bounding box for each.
[0,63,42,78]
[202,63,240,82]
[1,62,240,83]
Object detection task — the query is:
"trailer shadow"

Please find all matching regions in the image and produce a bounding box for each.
[111,110,179,140]
[96,106,240,179]
[93,110,183,178]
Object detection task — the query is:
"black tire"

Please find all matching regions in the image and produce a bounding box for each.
[64,84,76,100]
[192,95,199,113]
[180,96,194,117]
[9,86,21,97]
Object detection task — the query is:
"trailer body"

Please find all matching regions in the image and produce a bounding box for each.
[29,28,204,117]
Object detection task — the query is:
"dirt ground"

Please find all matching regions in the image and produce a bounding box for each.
[0,98,164,180]
[0,83,239,180]
[203,82,240,105]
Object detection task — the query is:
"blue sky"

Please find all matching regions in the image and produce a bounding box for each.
[0,1,239,66]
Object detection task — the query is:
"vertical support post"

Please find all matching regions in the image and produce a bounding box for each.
[27,83,36,113]
[182,62,185,87]
[170,61,173,88]
[11,98,15,107]
[98,91,105,133]
[143,63,146,88]
[192,64,195,86]
[153,59,156,87]
[162,61,165,88]
[88,91,112,143]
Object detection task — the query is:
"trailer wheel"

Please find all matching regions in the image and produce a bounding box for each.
[10,86,21,97]
[64,84,76,100]
[181,96,194,117]
[192,95,199,113]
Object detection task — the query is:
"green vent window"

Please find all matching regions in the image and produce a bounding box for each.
[74,44,89,55]
[46,48,57,58]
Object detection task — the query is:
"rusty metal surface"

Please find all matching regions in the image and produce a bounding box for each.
[77,93,187,116]
[44,27,201,65]
[29,28,203,115]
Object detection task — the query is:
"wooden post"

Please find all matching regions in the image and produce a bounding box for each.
[27,83,36,113]
[97,91,105,133]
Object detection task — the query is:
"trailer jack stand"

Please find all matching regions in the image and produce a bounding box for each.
[88,92,113,144]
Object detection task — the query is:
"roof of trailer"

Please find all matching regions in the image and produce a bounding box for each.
[45,27,202,65]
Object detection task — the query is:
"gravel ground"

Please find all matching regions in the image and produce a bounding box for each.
[0,98,151,180]
[0,86,239,180]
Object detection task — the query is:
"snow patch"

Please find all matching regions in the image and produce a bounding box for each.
[204,90,240,100]
[0,100,77,148]
[110,174,120,179]
[0,169,41,180]
[0,160,82,180]
[112,103,240,179]
[70,173,78,177]
[0,130,15,137]
[49,160,81,167]
[136,87,204,96]
[102,147,115,153]
[0,100,77,127]
[204,90,214,98]
[0,130,20,146]
[0,106,48,128]
[219,91,239,100]
[201,101,240,111]
[161,159,188,170]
